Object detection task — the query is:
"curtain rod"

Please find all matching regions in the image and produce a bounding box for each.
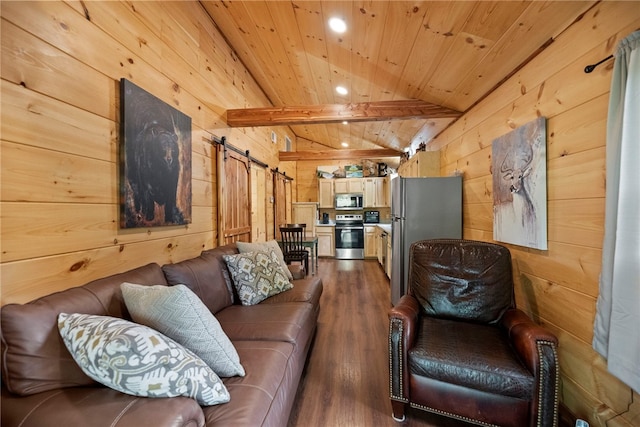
[208,135,269,169]
[584,54,614,73]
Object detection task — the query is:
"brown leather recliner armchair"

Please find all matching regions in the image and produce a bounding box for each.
[388,239,559,427]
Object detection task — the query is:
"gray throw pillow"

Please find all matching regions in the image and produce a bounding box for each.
[223,250,294,306]
[57,313,229,406]
[236,240,294,281]
[120,283,245,378]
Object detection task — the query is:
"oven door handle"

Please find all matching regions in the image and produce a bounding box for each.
[337,227,364,231]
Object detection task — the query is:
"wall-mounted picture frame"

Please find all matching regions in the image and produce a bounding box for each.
[492,117,547,250]
[120,79,192,228]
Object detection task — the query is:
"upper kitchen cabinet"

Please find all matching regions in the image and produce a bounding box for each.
[334,178,364,194]
[398,151,440,177]
[364,177,389,208]
[292,202,318,236]
[318,180,334,208]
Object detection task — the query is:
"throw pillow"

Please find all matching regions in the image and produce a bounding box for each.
[236,240,294,281]
[223,250,293,306]
[121,283,245,377]
[57,313,230,406]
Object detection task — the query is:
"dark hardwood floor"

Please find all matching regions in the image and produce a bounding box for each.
[288,258,473,427]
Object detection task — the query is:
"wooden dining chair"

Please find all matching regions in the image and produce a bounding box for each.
[279,225,309,276]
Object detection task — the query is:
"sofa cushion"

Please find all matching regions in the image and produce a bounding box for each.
[204,340,295,426]
[58,313,230,406]
[121,283,245,377]
[260,275,323,307]
[215,302,314,346]
[163,246,238,314]
[236,240,294,281]
[0,263,167,396]
[223,251,293,306]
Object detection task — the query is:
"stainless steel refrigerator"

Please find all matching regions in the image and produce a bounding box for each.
[390,176,462,305]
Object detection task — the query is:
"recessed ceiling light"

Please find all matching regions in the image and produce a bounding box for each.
[342,121,348,125]
[329,17,347,33]
[336,86,348,95]
[341,142,349,148]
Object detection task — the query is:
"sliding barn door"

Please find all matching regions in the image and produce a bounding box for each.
[251,165,267,242]
[273,173,288,239]
[217,145,251,244]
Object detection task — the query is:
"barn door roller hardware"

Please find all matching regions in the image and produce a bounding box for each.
[272,167,293,182]
[209,135,268,168]
[584,54,614,73]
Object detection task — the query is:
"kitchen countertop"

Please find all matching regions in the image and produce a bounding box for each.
[376,224,391,234]
[316,221,335,227]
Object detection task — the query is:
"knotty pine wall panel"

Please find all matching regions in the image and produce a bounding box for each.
[432,3,640,426]
[1,1,283,305]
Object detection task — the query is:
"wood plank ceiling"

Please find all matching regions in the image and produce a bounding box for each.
[201,1,594,154]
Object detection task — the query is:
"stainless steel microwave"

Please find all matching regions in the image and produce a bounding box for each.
[335,193,364,210]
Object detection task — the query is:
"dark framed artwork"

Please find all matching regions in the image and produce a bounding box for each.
[120,79,192,228]
[492,117,547,250]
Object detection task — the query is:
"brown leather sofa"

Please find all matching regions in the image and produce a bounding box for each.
[1,243,322,427]
[389,239,559,427]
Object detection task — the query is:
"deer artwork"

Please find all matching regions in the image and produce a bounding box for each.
[499,136,537,241]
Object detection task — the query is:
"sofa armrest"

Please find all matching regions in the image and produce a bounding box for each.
[388,295,421,402]
[500,308,560,427]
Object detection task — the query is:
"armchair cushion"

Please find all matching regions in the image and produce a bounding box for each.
[409,239,514,324]
[409,316,534,399]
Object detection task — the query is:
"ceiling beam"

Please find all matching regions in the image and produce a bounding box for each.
[227,100,461,127]
[279,149,401,162]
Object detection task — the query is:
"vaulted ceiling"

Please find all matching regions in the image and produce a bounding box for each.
[202,1,594,153]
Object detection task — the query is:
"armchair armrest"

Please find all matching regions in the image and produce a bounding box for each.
[388,294,421,402]
[501,308,560,427]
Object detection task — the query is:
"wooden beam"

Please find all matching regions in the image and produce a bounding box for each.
[279,149,401,161]
[227,100,461,127]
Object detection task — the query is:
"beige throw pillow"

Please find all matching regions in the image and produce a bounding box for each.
[121,283,245,377]
[57,313,229,406]
[223,250,293,306]
[236,240,294,281]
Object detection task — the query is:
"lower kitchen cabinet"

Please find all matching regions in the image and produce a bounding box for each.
[364,226,377,258]
[316,226,334,257]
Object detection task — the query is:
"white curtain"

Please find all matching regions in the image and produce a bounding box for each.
[593,30,640,393]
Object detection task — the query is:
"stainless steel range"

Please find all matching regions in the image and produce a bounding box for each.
[334,214,364,260]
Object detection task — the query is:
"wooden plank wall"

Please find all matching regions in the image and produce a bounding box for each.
[428,3,640,426]
[0,1,291,305]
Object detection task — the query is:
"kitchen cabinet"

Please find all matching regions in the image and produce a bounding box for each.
[334,178,364,194]
[316,226,335,257]
[318,180,335,208]
[398,151,440,177]
[364,226,377,258]
[364,177,389,208]
[292,202,318,235]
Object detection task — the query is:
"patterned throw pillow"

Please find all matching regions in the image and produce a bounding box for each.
[121,283,245,377]
[57,313,230,406]
[223,250,294,306]
[236,240,294,281]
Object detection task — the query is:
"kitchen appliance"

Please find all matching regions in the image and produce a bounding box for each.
[322,212,330,224]
[334,193,364,210]
[334,214,364,259]
[391,176,462,305]
[364,210,380,223]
